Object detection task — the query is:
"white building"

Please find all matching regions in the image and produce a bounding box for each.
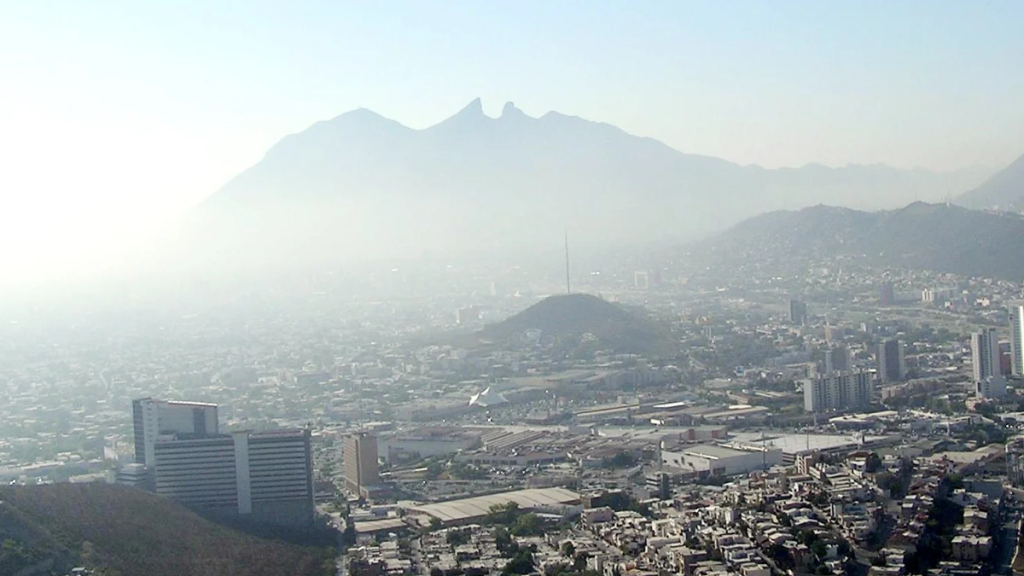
[153,429,313,527]
[379,428,482,463]
[922,288,956,305]
[1011,306,1024,377]
[971,329,1000,384]
[661,443,782,477]
[803,370,874,413]
[132,398,218,468]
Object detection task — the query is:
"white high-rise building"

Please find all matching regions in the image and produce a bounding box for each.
[1011,306,1024,377]
[133,398,218,468]
[153,429,313,527]
[971,329,1000,384]
[803,370,874,413]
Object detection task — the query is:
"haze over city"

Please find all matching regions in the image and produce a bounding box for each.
[7,4,1024,576]
[3,1,1024,292]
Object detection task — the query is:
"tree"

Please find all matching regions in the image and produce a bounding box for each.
[837,540,852,557]
[562,541,575,558]
[876,472,903,497]
[429,517,443,531]
[768,543,794,570]
[810,540,828,559]
[601,451,638,469]
[503,550,535,575]
[447,529,470,547]
[573,552,591,572]
[488,502,520,525]
[798,530,819,546]
[494,527,513,556]
[341,524,356,547]
[512,513,543,537]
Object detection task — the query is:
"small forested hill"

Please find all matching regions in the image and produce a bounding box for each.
[0,483,332,576]
[479,293,673,354]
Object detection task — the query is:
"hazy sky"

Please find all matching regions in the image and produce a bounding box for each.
[2,1,1024,288]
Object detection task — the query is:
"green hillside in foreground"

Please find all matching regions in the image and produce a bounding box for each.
[0,483,333,576]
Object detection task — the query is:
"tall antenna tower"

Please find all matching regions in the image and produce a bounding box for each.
[564,231,571,295]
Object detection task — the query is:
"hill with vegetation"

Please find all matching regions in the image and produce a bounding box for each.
[707,202,1024,281]
[0,483,333,576]
[478,293,674,355]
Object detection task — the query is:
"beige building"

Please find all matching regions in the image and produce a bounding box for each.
[344,433,380,495]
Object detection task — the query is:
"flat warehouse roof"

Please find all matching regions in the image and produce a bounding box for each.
[408,487,580,522]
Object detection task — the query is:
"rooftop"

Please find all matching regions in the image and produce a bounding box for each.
[407,487,580,523]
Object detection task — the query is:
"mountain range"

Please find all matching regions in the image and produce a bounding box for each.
[184,99,992,271]
[706,201,1024,281]
[956,152,1024,209]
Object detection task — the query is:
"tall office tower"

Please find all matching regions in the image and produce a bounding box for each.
[876,339,906,383]
[803,370,874,413]
[153,429,314,527]
[879,282,896,306]
[789,299,808,326]
[825,325,845,344]
[344,433,380,495]
[971,328,1001,383]
[1011,306,1024,376]
[133,398,219,467]
[634,271,650,290]
[823,346,851,374]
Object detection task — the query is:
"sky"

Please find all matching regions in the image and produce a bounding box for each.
[1,0,1024,289]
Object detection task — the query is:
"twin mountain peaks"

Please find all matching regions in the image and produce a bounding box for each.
[184,99,1022,271]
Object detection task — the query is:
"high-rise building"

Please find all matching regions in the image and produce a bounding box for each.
[1011,306,1024,376]
[789,299,808,326]
[645,471,671,500]
[634,271,650,290]
[344,433,380,495]
[976,376,1007,399]
[971,328,1000,384]
[876,339,906,383]
[879,282,896,306]
[133,398,219,468]
[803,370,874,413]
[825,325,845,344]
[823,346,851,374]
[153,429,314,527]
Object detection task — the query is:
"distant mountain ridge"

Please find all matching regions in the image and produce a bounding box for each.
[706,202,1024,280]
[957,153,1024,209]
[185,99,992,271]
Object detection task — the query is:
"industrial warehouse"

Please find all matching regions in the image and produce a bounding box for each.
[406,487,581,526]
